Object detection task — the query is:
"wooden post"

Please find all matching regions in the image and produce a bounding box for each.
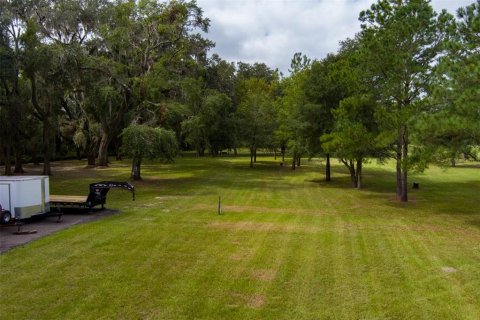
[218,196,222,215]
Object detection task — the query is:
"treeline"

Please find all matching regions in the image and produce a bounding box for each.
[1,0,479,202]
[278,0,480,202]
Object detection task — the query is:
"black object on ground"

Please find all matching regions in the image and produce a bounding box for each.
[50,181,135,210]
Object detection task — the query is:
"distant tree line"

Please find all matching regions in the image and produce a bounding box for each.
[1,0,478,201]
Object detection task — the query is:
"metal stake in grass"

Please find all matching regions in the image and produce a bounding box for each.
[218,196,222,215]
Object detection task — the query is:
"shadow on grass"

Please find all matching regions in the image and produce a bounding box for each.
[467,218,480,228]
[130,159,322,197]
[358,179,480,216]
[304,163,480,217]
[451,164,480,169]
[228,160,294,172]
[309,177,356,189]
[16,156,478,218]
[308,166,397,194]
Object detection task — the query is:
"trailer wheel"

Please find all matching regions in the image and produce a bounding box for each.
[1,211,12,224]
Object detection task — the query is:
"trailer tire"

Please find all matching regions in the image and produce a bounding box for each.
[1,211,12,224]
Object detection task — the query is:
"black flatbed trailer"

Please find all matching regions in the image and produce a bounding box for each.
[50,181,135,210]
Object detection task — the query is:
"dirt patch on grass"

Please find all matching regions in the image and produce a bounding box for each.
[211,220,480,240]
[229,253,244,261]
[134,203,158,208]
[17,162,125,176]
[387,195,424,204]
[21,162,85,173]
[251,269,277,282]
[232,293,266,309]
[230,249,254,261]
[441,266,458,273]
[314,221,480,238]
[209,221,319,234]
[154,195,192,200]
[194,204,327,216]
[367,223,480,238]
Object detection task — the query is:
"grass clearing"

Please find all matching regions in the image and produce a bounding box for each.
[1,156,479,319]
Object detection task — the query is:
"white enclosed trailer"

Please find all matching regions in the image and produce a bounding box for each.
[0,176,50,223]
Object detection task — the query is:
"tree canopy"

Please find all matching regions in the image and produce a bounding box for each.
[122,124,177,180]
[1,0,477,200]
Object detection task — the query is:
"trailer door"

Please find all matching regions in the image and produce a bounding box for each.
[0,184,11,212]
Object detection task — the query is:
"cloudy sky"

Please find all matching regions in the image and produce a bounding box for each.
[196,0,473,74]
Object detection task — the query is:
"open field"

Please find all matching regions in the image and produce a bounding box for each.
[1,155,479,319]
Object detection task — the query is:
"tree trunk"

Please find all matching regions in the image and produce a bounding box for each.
[254,148,257,163]
[131,158,141,180]
[198,146,205,157]
[86,132,98,166]
[250,148,254,168]
[96,84,133,166]
[76,147,82,160]
[30,141,40,165]
[234,147,238,156]
[401,168,408,202]
[274,149,277,160]
[326,153,331,182]
[296,156,301,167]
[42,117,51,176]
[348,160,357,187]
[13,118,24,173]
[29,73,52,175]
[14,147,24,173]
[396,140,402,199]
[97,132,111,167]
[87,153,96,167]
[356,159,362,189]
[114,138,122,161]
[281,145,286,162]
[291,155,296,170]
[400,126,408,202]
[3,146,12,176]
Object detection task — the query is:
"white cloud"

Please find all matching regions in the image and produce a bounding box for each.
[197,0,474,74]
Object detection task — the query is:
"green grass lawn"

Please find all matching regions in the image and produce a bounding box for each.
[1,155,479,319]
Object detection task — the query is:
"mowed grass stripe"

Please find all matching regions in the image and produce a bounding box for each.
[0,155,479,319]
